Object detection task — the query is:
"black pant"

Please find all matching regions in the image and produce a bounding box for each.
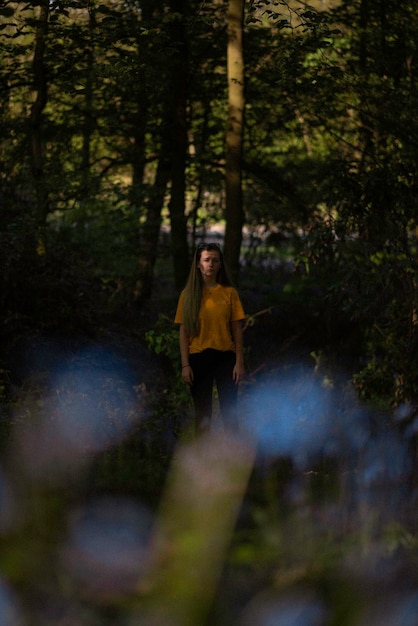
[189,349,238,432]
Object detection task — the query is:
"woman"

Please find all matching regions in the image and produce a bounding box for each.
[174,243,245,433]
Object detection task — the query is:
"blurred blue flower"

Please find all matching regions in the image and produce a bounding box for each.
[0,579,23,626]
[62,496,153,599]
[241,589,328,626]
[242,368,367,469]
[17,347,141,476]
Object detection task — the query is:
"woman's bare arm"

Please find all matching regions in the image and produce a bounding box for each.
[231,320,245,384]
[179,324,193,384]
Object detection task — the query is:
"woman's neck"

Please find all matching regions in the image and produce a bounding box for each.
[202,278,218,289]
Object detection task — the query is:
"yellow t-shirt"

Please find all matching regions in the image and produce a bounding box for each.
[174,284,245,354]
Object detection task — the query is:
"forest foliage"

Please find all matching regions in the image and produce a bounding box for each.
[2,0,418,405]
[1,1,418,624]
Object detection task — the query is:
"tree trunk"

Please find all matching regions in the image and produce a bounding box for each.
[134,128,172,303]
[134,0,190,300]
[80,7,96,192]
[29,0,49,238]
[168,0,190,291]
[224,0,245,282]
[130,1,155,206]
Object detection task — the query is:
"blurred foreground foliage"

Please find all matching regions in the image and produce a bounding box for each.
[0,333,417,625]
[1,266,417,624]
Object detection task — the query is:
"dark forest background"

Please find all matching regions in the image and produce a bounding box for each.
[1,1,418,624]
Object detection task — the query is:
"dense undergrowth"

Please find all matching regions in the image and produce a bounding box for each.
[0,243,417,625]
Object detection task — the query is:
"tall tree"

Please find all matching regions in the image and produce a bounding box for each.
[224,0,245,281]
[167,0,190,290]
[135,121,172,302]
[29,0,50,237]
[80,5,97,191]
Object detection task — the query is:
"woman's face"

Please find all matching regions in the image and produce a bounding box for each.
[197,249,221,280]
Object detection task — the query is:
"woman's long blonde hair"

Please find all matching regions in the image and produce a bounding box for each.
[182,243,234,337]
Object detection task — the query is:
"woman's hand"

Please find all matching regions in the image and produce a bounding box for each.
[232,361,245,384]
[182,364,194,385]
